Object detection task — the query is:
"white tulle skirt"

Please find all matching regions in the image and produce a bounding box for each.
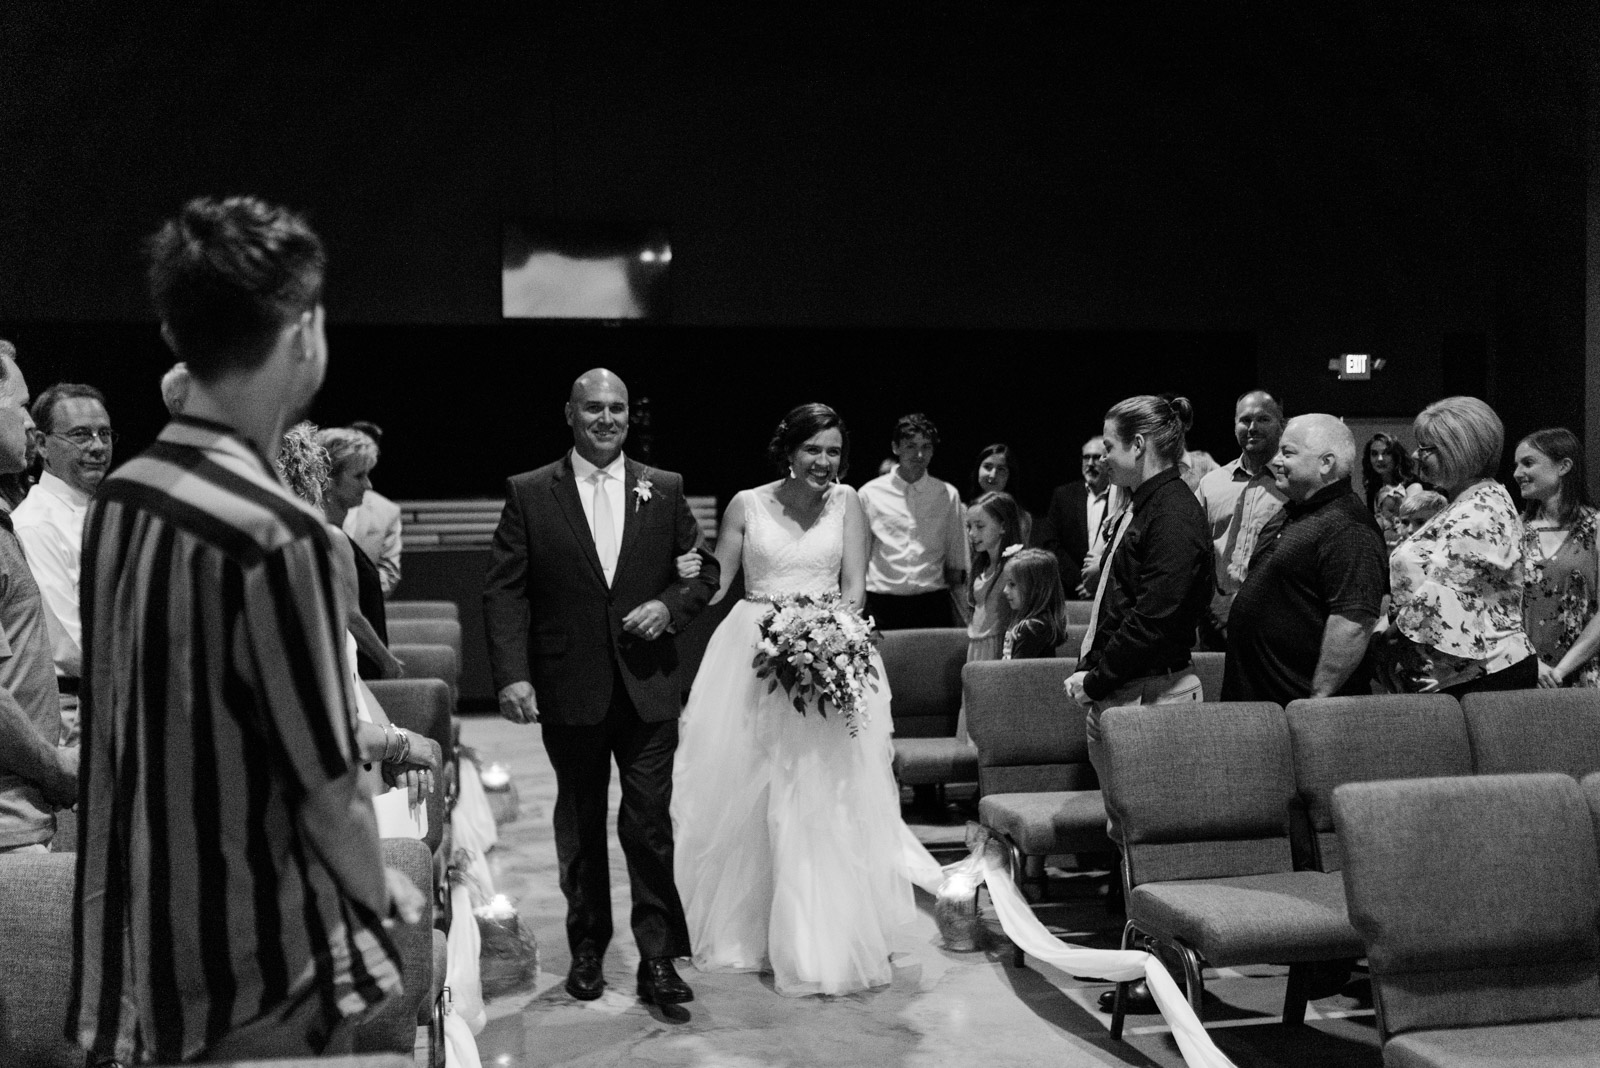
[672,598,942,996]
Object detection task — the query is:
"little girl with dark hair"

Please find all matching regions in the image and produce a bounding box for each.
[1000,548,1068,659]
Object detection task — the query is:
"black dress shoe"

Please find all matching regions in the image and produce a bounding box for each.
[1098,980,1158,1014]
[566,954,605,1000]
[637,956,695,1005]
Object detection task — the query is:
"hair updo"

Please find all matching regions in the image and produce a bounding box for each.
[1105,393,1194,467]
[767,403,850,478]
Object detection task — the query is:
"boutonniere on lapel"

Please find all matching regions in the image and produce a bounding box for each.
[633,471,654,512]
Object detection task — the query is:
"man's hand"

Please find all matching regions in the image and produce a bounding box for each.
[1064,671,1094,708]
[383,866,426,926]
[1209,591,1233,631]
[622,599,671,641]
[498,681,539,724]
[675,551,702,580]
[1079,553,1102,598]
[46,746,79,808]
[382,649,407,680]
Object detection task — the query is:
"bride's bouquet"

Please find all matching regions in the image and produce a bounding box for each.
[752,593,880,736]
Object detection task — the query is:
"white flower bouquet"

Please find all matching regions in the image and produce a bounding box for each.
[752,593,880,736]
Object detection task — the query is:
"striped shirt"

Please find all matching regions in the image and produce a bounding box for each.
[70,417,400,1063]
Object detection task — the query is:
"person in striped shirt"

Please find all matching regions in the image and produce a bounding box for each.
[70,196,423,1064]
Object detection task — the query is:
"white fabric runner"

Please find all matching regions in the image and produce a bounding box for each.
[950,843,1237,1068]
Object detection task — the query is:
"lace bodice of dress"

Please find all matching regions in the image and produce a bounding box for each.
[742,487,846,599]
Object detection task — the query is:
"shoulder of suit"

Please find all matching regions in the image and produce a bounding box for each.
[509,459,566,486]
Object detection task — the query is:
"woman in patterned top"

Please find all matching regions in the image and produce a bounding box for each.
[1514,427,1600,688]
[1384,396,1536,695]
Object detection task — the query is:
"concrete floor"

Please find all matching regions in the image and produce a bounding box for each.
[459,715,1382,1068]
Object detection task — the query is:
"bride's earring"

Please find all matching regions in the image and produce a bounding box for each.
[788,466,798,480]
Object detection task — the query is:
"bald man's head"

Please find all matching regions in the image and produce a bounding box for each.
[565,367,630,466]
[1272,413,1356,500]
[1233,390,1285,467]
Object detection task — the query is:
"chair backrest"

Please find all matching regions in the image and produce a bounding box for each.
[1065,600,1094,625]
[356,838,437,1052]
[387,599,461,621]
[1285,694,1472,871]
[878,628,968,737]
[389,642,460,700]
[1053,624,1092,657]
[1463,689,1600,779]
[963,658,1092,794]
[1191,651,1226,702]
[1334,773,1600,1041]
[1100,701,1295,887]
[386,618,463,661]
[0,852,87,1068]
[367,677,452,854]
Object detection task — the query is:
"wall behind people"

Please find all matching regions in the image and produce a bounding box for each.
[0,5,1587,480]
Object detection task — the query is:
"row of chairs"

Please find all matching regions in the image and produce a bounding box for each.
[1079,687,1600,1045]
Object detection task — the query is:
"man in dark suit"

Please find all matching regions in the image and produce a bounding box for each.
[1038,435,1113,597]
[483,368,719,1006]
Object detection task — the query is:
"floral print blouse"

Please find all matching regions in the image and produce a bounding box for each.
[1390,479,1534,689]
[1521,507,1600,688]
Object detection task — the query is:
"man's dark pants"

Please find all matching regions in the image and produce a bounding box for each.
[541,679,690,960]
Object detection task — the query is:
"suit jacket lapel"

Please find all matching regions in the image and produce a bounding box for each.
[616,459,644,571]
[552,455,607,585]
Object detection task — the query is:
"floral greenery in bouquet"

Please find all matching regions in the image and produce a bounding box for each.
[751,592,880,736]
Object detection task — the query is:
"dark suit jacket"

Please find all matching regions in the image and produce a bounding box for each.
[1039,480,1092,591]
[482,453,719,725]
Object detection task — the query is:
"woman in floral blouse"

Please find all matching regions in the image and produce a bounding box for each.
[1384,396,1537,695]
[1514,427,1600,688]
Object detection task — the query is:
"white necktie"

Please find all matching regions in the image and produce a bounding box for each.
[1080,507,1131,658]
[590,470,618,584]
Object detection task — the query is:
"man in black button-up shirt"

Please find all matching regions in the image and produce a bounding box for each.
[1222,414,1389,704]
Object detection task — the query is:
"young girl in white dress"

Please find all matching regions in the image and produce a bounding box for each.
[671,404,943,997]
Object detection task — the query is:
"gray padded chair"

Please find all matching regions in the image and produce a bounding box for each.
[355,837,448,1066]
[967,657,1113,967]
[1336,773,1600,1067]
[880,628,977,794]
[1065,600,1094,625]
[367,677,454,854]
[0,851,83,1068]
[1285,693,1472,871]
[389,642,460,705]
[387,599,460,621]
[387,617,463,666]
[1463,688,1600,779]
[1100,702,1363,1038]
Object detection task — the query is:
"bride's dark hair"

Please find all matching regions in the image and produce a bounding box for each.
[768,403,850,478]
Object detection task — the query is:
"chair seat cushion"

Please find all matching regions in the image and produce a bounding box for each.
[892,737,979,785]
[979,790,1110,856]
[1130,870,1363,966]
[1384,1017,1600,1068]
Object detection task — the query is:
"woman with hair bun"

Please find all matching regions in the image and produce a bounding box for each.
[672,403,941,999]
[1065,394,1213,753]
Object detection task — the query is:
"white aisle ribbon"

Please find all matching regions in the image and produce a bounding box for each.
[444,880,487,1068]
[969,851,1237,1068]
[455,758,500,855]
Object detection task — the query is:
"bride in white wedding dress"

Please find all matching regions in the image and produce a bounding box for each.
[672,403,944,997]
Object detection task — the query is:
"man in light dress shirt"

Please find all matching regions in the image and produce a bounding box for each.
[13,382,114,747]
[859,413,969,630]
[1194,390,1287,650]
[340,420,403,597]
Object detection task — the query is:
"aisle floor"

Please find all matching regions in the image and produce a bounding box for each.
[459,715,1381,1068]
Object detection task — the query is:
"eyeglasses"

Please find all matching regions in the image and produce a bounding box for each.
[51,429,118,448]
[1413,444,1438,458]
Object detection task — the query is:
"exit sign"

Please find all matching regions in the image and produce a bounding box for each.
[1341,353,1372,380]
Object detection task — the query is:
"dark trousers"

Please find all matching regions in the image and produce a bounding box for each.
[1438,654,1539,699]
[866,589,955,631]
[541,681,689,960]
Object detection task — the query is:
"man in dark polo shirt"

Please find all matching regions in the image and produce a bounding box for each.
[1223,414,1388,703]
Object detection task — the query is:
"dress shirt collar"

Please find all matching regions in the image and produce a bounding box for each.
[1285,477,1352,518]
[570,449,626,482]
[1130,465,1185,511]
[1231,456,1274,482]
[1089,484,1110,503]
[35,469,90,510]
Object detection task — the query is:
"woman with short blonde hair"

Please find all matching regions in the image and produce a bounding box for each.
[1383,396,1535,695]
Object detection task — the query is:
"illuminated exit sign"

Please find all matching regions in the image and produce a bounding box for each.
[1341,353,1372,380]
[1328,353,1385,380]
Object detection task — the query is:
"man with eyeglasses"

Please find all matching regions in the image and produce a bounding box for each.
[13,383,115,748]
[1040,435,1115,598]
